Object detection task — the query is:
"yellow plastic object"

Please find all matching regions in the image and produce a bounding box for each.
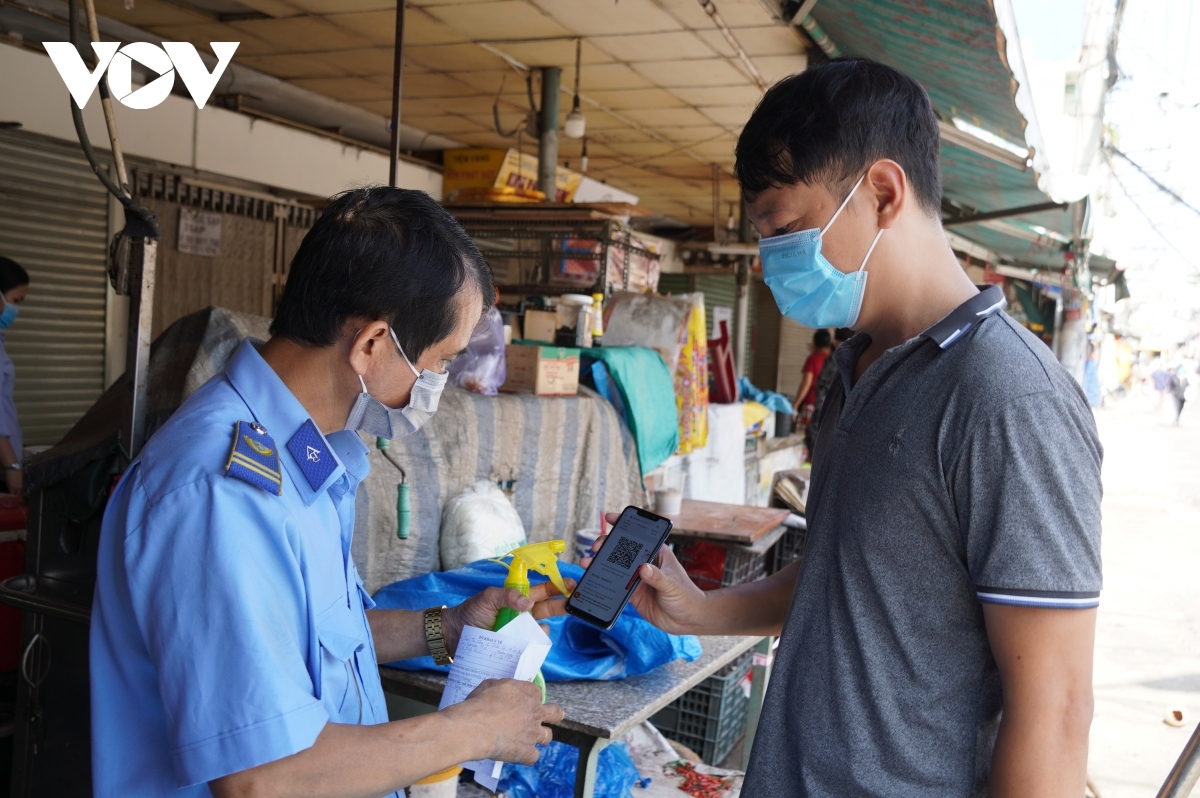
[490,540,568,703]
[414,766,463,785]
[491,540,570,629]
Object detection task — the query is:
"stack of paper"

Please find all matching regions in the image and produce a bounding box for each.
[437,612,553,791]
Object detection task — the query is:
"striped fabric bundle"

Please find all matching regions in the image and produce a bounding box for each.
[353,385,646,593]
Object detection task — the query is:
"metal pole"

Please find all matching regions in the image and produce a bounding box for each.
[1158,722,1200,798]
[123,237,156,458]
[538,67,561,199]
[387,0,406,187]
[711,163,720,243]
[733,193,750,378]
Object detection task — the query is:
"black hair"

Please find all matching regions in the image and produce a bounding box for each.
[834,327,854,343]
[735,58,943,216]
[813,328,833,348]
[270,187,494,359]
[0,257,30,294]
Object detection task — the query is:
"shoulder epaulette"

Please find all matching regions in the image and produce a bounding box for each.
[225,420,283,495]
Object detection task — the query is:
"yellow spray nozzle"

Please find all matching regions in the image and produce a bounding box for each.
[493,540,570,598]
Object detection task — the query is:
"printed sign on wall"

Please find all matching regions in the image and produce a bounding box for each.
[178,208,222,257]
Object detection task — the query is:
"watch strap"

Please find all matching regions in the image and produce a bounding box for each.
[424,605,453,666]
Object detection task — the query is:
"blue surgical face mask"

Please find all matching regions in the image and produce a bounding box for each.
[758,174,884,329]
[0,300,18,330]
[344,327,449,440]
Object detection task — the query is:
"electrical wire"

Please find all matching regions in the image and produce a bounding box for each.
[67,0,158,235]
[1106,144,1200,219]
[1104,149,1200,273]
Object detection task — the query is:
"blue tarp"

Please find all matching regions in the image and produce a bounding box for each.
[737,377,794,415]
[373,560,701,681]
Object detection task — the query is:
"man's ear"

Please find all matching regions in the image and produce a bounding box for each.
[866,159,907,229]
[347,320,391,378]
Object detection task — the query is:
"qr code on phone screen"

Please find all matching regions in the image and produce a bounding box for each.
[606,537,644,570]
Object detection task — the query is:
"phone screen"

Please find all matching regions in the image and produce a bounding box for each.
[568,507,672,627]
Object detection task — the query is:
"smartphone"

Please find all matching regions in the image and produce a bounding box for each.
[565,505,673,630]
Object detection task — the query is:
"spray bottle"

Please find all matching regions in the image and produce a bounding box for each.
[490,540,570,701]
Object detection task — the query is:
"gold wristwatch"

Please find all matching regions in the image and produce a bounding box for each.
[424,606,453,666]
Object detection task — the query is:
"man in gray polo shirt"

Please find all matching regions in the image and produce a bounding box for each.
[588,58,1101,796]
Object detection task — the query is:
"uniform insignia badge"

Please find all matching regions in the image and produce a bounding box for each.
[286,418,337,492]
[225,420,282,495]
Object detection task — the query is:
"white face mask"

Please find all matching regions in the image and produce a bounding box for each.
[344,327,448,439]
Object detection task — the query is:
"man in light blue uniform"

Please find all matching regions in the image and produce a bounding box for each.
[91,188,565,797]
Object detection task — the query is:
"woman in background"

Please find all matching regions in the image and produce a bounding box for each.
[0,257,29,494]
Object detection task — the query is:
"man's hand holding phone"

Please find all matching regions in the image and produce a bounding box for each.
[580,511,708,635]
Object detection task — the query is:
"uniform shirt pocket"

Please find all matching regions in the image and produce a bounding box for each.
[315,601,368,724]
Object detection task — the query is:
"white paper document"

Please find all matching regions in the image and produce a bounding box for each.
[437,612,552,791]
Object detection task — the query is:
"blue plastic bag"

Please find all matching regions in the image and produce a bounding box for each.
[737,376,794,416]
[373,560,701,680]
[498,741,647,798]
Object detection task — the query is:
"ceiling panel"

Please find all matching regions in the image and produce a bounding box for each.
[702,0,779,28]
[404,43,510,71]
[290,76,392,101]
[403,114,493,134]
[287,0,394,12]
[667,85,759,106]
[718,25,805,56]
[578,63,656,91]
[752,54,808,85]
[309,48,398,76]
[236,52,349,79]
[583,88,687,111]
[146,23,279,56]
[620,107,715,128]
[531,0,679,35]
[653,0,715,30]
[229,16,372,51]
[401,72,484,97]
[699,106,754,127]
[631,58,750,88]
[487,39,614,68]
[424,1,570,40]
[231,0,298,16]
[93,0,211,26]
[590,31,716,62]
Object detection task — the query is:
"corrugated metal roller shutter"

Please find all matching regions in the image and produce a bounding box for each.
[0,130,109,448]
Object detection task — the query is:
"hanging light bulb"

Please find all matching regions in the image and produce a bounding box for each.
[726,201,736,231]
[564,38,586,139]
[580,137,589,174]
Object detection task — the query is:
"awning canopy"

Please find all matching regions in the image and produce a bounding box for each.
[808,0,1101,273]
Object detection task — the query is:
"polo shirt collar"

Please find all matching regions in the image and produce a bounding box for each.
[224,339,347,506]
[921,285,1007,349]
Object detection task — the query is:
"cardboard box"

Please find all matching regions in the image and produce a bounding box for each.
[501,344,580,396]
[522,309,559,343]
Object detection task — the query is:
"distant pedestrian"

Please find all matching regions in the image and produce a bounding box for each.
[0,257,29,495]
[793,328,832,456]
[1152,361,1171,409]
[807,327,854,443]
[1170,367,1189,426]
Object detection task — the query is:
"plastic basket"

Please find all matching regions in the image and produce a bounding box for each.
[675,541,767,592]
[767,524,808,574]
[649,649,753,765]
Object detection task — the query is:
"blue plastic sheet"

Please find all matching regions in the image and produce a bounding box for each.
[737,377,794,415]
[498,741,648,798]
[373,560,701,680]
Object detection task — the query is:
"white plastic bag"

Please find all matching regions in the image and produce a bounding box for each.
[439,480,527,570]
